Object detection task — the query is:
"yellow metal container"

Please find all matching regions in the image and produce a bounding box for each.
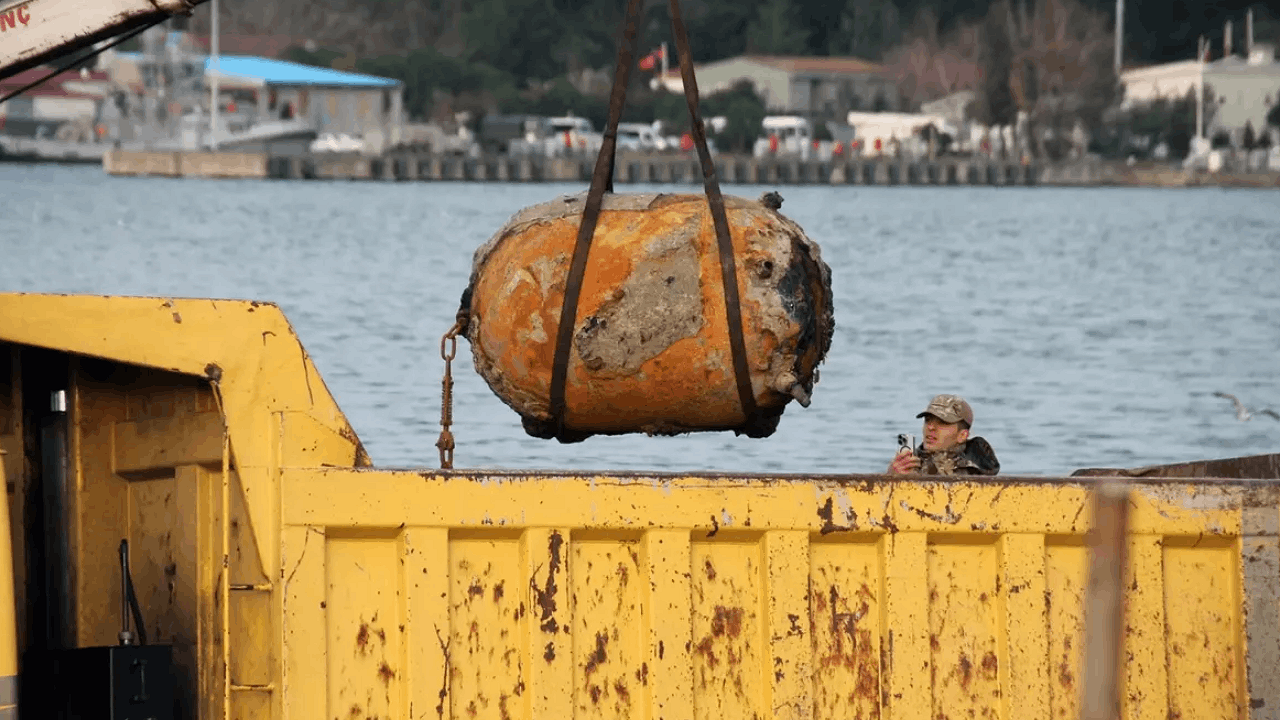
[0,447,16,717]
[0,293,1276,720]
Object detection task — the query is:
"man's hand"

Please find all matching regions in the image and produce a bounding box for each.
[887,449,921,475]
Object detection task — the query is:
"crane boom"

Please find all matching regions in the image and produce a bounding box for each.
[0,0,207,82]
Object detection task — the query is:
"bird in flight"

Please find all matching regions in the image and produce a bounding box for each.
[1213,392,1280,421]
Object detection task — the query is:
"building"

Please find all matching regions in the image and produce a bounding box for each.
[205,56,404,147]
[100,37,404,150]
[0,68,112,141]
[655,55,898,119]
[1120,43,1280,141]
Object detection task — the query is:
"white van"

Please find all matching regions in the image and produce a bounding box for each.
[753,115,813,159]
[616,122,661,151]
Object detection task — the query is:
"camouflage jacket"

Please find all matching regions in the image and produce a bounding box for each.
[915,437,1000,476]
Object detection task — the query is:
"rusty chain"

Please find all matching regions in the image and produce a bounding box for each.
[436,321,462,469]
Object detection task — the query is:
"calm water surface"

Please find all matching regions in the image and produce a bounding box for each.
[1,164,1277,475]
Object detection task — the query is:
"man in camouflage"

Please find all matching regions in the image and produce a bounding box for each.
[886,394,1000,476]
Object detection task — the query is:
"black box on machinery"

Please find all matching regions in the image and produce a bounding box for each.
[42,644,173,720]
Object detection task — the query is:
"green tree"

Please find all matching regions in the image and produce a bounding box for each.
[970,7,1017,126]
[701,80,767,152]
[744,0,809,55]
[1268,101,1280,130]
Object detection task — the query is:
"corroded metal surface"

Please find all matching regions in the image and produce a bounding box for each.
[278,470,1272,720]
[1073,452,1280,479]
[465,192,834,440]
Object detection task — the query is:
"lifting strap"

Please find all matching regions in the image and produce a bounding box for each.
[547,0,759,440]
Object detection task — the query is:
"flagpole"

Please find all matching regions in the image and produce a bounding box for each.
[210,0,219,150]
[1195,35,1204,145]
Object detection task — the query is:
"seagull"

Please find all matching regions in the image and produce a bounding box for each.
[1213,392,1280,421]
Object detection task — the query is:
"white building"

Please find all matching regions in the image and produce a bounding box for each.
[655,55,898,119]
[1120,43,1280,140]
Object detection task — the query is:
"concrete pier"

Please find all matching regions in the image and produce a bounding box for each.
[107,148,1279,187]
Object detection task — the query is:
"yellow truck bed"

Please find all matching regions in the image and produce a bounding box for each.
[0,294,1275,720]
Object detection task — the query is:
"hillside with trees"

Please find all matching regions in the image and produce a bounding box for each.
[184,0,1278,150]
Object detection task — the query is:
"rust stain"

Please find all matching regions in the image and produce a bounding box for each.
[981,652,998,679]
[377,628,387,644]
[349,704,361,718]
[617,561,629,585]
[694,637,718,668]
[493,581,505,602]
[584,632,608,676]
[544,642,556,662]
[613,679,630,703]
[356,623,371,655]
[435,625,451,720]
[817,496,857,534]
[531,531,564,634]
[589,685,602,704]
[378,661,396,685]
[636,662,649,685]
[711,605,744,638]
[499,694,511,720]
[467,580,484,599]
[930,634,940,651]
[704,558,717,580]
[957,653,973,691]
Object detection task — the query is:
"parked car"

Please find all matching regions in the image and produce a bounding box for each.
[543,115,602,154]
[752,115,813,159]
[616,122,661,151]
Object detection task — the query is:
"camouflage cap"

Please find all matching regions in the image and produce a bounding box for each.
[916,394,974,426]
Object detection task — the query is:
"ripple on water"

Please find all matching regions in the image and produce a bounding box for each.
[1,168,1277,475]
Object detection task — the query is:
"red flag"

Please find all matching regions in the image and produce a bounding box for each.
[638,47,663,71]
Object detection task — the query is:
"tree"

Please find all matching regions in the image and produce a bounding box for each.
[701,80,767,152]
[971,5,1017,126]
[1268,101,1280,130]
[744,0,809,55]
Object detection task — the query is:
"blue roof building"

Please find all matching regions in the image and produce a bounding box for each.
[204,56,400,89]
[103,46,406,150]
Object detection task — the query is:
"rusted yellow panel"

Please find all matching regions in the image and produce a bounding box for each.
[998,534,1049,719]
[570,534,643,719]
[882,531,930,720]
[1123,535,1171,720]
[1044,540,1087,720]
[449,532,526,720]
[810,535,882,719]
[0,294,370,577]
[763,531,812,720]
[1162,540,1245,719]
[640,530,693,720]
[325,531,406,720]
[282,525,327,720]
[0,447,16,682]
[690,537,763,720]
[927,538,1002,719]
[112,410,223,474]
[522,528,573,720]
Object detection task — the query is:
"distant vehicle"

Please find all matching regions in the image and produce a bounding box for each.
[542,115,602,154]
[616,122,661,151]
[310,132,364,153]
[479,114,543,154]
[753,115,814,159]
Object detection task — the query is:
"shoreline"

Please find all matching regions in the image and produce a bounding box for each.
[4,148,1277,188]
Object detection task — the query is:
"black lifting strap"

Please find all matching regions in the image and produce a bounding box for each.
[666,0,760,428]
[547,0,645,436]
[547,0,760,438]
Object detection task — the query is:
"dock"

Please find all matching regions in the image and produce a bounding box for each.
[101,148,1280,187]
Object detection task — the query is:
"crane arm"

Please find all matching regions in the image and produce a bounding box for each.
[0,0,207,82]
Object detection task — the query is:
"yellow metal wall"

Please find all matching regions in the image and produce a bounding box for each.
[279,470,1266,720]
